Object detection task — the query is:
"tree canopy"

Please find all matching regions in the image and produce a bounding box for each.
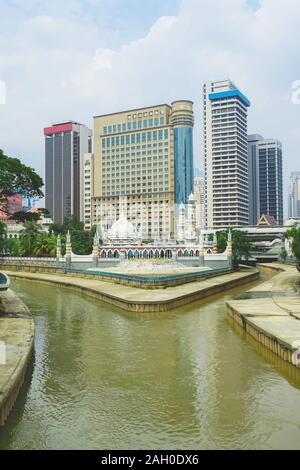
[49,216,96,255]
[11,208,50,223]
[217,229,251,268]
[285,226,300,261]
[0,149,44,200]
[0,149,44,220]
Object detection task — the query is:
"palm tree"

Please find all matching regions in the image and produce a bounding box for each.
[33,233,57,257]
[19,222,40,256]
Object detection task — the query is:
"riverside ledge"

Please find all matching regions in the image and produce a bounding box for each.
[227,263,300,368]
[0,288,35,426]
[4,267,259,313]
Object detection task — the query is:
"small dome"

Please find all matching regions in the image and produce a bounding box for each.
[109,213,136,239]
[188,192,195,202]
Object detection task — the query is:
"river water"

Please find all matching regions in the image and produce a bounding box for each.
[1,276,300,450]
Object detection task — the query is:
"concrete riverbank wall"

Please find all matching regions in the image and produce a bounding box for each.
[0,289,34,426]
[3,267,259,312]
[0,262,232,289]
[227,263,300,368]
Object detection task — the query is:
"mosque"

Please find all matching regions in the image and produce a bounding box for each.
[57,193,232,271]
[94,193,219,261]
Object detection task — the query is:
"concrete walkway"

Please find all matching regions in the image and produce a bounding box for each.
[227,264,300,367]
[4,267,259,312]
[0,290,34,426]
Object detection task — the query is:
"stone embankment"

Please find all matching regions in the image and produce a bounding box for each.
[3,267,259,312]
[0,288,34,426]
[227,264,300,368]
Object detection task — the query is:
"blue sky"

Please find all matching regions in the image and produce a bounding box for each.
[0,0,299,215]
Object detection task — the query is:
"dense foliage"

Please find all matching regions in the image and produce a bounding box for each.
[1,216,98,257]
[11,208,50,223]
[285,226,300,261]
[217,229,251,268]
[0,149,44,218]
[49,216,97,255]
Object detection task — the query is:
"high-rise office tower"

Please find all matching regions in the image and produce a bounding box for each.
[83,153,94,230]
[288,172,300,219]
[194,174,205,232]
[247,134,263,225]
[204,79,250,228]
[44,121,92,224]
[248,135,284,226]
[258,139,283,225]
[92,101,194,238]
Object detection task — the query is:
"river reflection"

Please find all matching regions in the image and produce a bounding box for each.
[1,277,300,450]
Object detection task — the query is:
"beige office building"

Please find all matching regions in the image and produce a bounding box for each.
[91,101,194,238]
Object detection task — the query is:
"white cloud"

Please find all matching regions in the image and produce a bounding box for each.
[92,49,115,70]
[0,0,299,215]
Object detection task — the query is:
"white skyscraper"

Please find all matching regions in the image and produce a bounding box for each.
[288,171,300,219]
[203,79,250,228]
[194,174,205,232]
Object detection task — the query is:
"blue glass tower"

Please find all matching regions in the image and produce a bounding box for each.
[171,101,194,204]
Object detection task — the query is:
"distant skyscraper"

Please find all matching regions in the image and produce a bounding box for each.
[194,174,205,232]
[83,153,94,230]
[91,101,194,239]
[288,171,300,219]
[204,79,250,228]
[44,121,92,224]
[258,139,283,225]
[248,134,263,225]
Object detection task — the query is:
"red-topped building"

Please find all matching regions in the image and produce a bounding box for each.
[44,121,92,224]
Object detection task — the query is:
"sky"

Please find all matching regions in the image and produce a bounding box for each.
[0,0,299,214]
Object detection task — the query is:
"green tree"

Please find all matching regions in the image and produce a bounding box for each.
[4,237,20,256]
[285,226,300,261]
[71,230,94,255]
[0,149,44,218]
[33,233,57,257]
[11,208,50,224]
[217,229,251,268]
[280,247,288,262]
[19,222,40,256]
[49,216,96,255]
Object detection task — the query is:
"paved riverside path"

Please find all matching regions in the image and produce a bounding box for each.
[4,267,258,312]
[227,264,300,367]
[0,289,35,425]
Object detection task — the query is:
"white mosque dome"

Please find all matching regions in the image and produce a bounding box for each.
[109,213,136,239]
